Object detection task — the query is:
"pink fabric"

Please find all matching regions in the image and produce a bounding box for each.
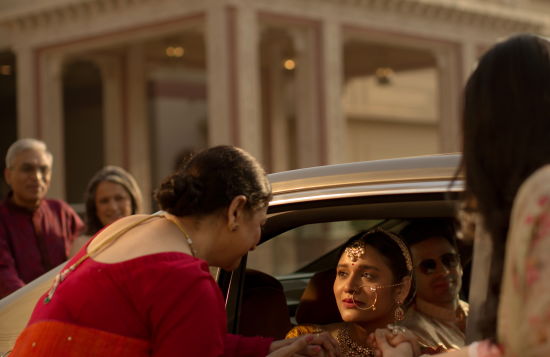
[497,165,550,356]
[475,340,504,357]
[0,196,84,298]
[26,250,272,356]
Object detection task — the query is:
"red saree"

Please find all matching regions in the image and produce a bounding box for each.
[11,320,150,356]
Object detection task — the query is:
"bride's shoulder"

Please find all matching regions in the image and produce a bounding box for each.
[285,324,326,338]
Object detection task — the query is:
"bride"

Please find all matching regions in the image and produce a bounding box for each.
[287,229,423,357]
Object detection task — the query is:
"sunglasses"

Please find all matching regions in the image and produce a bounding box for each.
[417,253,460,275]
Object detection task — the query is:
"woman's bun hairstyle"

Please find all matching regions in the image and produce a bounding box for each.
[155,145,271,216]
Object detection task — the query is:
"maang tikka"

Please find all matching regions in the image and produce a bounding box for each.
[345,240,366,262]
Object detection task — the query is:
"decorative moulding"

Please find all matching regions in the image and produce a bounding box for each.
[0,0,547,34]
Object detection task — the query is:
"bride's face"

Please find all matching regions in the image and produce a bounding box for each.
[333,244,399,325]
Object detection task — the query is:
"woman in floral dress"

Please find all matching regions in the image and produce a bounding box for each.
[376,33,550,357]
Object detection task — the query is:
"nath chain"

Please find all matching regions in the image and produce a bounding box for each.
[352,281,405,311]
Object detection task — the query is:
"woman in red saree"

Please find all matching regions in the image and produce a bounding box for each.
[10,146,339,357]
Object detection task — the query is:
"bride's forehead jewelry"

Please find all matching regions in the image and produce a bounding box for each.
[345,240,366,262]
[344,230,413,272]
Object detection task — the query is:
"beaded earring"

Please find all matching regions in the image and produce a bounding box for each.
[394,299,405,322]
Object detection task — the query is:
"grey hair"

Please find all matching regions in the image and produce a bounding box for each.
[84,165,143,235]
[5,138,53,168]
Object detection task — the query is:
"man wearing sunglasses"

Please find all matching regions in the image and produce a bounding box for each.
[399,218,468,351]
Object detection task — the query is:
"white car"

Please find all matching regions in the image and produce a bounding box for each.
[1,153,486,353]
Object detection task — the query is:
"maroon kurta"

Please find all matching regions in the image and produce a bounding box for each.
[0,196,84,298]
[22,251,272,356]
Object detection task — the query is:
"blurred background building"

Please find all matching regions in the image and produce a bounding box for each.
[0,0,549,211]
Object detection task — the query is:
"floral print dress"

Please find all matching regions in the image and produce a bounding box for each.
[438,166,550,357]
[496,165,550,357]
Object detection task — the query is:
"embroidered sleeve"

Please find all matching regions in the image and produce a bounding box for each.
[285,324,323,339]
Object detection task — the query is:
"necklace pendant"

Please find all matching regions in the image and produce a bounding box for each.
[337,325,375,357]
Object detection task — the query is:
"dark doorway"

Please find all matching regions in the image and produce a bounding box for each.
[0,51,17,199]
[63,60,104,209]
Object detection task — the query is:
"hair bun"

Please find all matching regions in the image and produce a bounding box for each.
[156,173,205,215]
[154,145,271,217]
[174,175,204,210]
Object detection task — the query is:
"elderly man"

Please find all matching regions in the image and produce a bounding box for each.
[0,138,84,298]
[400,218,468,351]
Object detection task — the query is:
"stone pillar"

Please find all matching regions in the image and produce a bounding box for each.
[39,52,66,200]
[92,54,125,168]
[205,4,262,158]
[13,45,37,138]
[233,5,262,160]
[125,44,152,212]
[206,3,233,146]
[461,40,478,84]
[321,19,345,165]
[291,26,323,168]
[266,39,291,172]
[434,47,461,153]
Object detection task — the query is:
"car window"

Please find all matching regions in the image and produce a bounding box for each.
[245,219,409,326]
[241,217,470,331]
[248,220,385,276]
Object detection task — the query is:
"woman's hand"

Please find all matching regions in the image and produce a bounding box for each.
[268,332,340,357]
[386,327,421,357]
[368,327,421,357]
[372,328,414,357]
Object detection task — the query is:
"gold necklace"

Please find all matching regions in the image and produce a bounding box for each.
[163,213,197,257]
[336,325,375,357]
[44,214,160,303]
[44,212,197,304]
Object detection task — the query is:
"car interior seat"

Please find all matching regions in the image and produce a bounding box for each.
[295,268,342,325]
[238,269,293,339]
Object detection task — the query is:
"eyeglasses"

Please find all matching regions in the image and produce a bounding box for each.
[417,253,460,275]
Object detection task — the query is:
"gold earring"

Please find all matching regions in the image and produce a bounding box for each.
[394,300,405,322]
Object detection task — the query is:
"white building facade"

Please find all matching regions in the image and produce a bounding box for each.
[0,0,548,207]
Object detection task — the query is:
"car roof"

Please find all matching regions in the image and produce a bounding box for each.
[261,154,463,241]
[268,153,463,207]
